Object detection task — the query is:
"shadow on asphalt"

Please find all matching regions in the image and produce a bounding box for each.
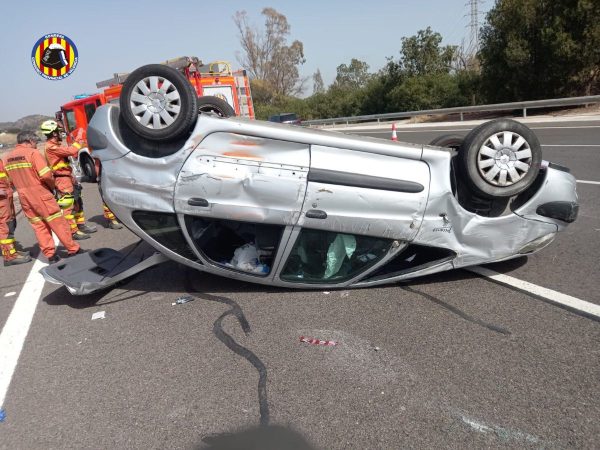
[40,251,530,310]
[197,425,317,450]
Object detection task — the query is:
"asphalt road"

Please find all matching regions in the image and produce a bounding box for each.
[0,117,598,449]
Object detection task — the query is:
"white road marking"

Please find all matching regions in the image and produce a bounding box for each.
[3,292,16,298]
[542,144,600,147]
[577,180,600,185]
[357,124,600,134]
[467,266,600,319]
[460,415,540,444]
[0,257,47,408]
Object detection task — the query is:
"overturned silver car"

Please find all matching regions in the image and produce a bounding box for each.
[41,64,578,295]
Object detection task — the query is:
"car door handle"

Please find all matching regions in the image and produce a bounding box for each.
[187,198,209,207]
[306,209,327,219]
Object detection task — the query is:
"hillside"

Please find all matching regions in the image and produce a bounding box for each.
[0,114,53,133]
[0,114,53,147]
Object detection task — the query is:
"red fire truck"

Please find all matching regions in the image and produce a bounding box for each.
[56,56,254,180]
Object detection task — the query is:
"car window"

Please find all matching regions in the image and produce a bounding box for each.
[281,113,297,122]
[280,229,392,283]
[64,109,76,132]
[132,211,198,261]
[84,103,96,123]
[185,216,284,276]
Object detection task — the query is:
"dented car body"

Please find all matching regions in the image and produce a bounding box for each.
[41,104,578,295]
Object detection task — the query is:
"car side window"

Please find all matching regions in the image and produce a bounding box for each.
[280,229,392,283]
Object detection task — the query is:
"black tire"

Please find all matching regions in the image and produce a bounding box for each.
[459,119,542,199]
[81,154,96,180]
[197,96,236,117]
[429,134,464,151]
[120,64,198,141]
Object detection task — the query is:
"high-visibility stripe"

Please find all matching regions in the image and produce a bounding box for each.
[73,142,82,149]
[52,161,70,170]
[0,238,15,245]
[5,162,33,171]
[45,212,63,222]
[28,216,42,223]
[38,166,51,177]
[76,218,85,224]
[0,172,7,178]
[64,214,75,220]
[8,248,16,255]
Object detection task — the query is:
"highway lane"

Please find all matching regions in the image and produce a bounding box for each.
[0,118,599,448]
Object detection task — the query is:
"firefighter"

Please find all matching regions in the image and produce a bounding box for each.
[40,120,96,240]
[0,159,32,266]
[4,131,80,262]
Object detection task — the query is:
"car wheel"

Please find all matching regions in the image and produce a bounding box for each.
[429,134,464,151]
[81,154,96,180]
[120,64,198,141]
[197,96,236,117]
[459,119,542,198]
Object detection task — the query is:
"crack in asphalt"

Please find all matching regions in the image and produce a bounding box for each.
[402,286,511,335]
[184,271,270,426]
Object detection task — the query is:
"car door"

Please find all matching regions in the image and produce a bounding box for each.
[275,144,430,287]
[173,131,310,281]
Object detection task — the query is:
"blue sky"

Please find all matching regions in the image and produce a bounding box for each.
[0,0,494,121]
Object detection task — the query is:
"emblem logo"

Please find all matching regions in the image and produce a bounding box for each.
[31,33,78,80]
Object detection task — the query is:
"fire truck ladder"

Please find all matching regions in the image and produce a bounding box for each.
[95,56,203,88]
[234,71,254,119]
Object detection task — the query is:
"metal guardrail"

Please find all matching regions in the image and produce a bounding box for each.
[303,95,600,126]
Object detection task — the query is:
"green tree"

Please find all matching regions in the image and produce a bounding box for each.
[234,8,306,99]
[333,59,372,89]
[400,27,456,76]
[479,0,600,101]
[312,69,325,94]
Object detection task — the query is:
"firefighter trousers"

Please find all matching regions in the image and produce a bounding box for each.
[0,197,17,261]
[20,189,79,258]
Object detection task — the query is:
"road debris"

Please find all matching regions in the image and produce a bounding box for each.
[172,296,195,306]
[322,291,330,295]
[91,311,105,320]
[4,292,16,297]
[0,409,5,422]
[373,346,381,351]
[299,336,338,346]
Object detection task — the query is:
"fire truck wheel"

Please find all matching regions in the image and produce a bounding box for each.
[120,64,198,141]
[81,155,97,180]
[198,96,236,117]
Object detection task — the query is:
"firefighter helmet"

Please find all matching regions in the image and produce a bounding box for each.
[40,120,59,135]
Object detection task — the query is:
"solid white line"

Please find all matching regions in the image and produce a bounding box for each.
[0,257,48,408]
[542,144,600,147]
[467,266,600,319]
[577,180,600,185]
